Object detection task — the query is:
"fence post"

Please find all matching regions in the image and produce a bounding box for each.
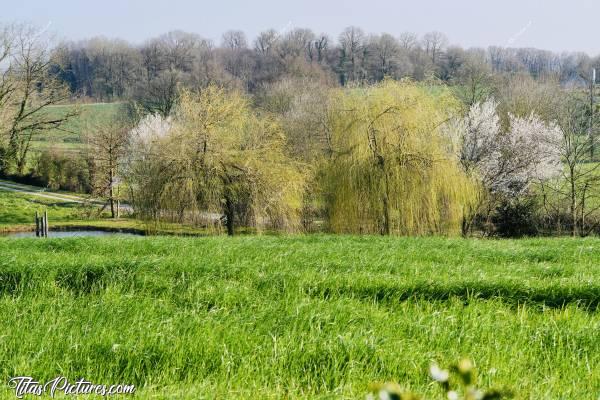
[35,211,40,237]
[44,211,48,237]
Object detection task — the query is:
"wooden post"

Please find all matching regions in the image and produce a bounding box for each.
[44,211,48,237]
[35,211,40,237]
[40,213,45,238]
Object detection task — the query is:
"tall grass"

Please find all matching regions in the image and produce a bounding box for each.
[0,236,598,398]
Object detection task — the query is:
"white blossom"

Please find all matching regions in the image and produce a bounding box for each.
[451,98,562,196]
[130,113,172,151]
[430,364,449,382]
[459,98,501,174]
[484,113,562,195]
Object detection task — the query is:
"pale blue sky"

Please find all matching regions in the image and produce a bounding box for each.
[5,0,599,54]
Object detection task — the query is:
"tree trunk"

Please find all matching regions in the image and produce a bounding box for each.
[590,79,595,161]
[109,167,115,219]
[381,194,390,235]
[224,195,235,236]
[116,185,120,218]
[570,174,577,237]
[580,182,588,237]
[379,158,391,235]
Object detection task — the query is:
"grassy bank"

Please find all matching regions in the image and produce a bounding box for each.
[0,190,90,227]
[0,189,211,236]
[0,236,598,398]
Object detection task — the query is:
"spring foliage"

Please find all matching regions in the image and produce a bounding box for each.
[320,80,476,235]
[129,85,305,234]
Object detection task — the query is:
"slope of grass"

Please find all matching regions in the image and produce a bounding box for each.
[30,102,125,153]
[0,236,598,399]
[0,190,88,226]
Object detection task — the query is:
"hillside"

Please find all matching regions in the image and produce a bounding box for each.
[30,102,126,153]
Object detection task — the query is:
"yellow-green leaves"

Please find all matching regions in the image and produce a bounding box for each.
[320,80,476,235]
[157,85,305,234]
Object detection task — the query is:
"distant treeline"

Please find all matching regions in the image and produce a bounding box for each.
[50,27,598,107]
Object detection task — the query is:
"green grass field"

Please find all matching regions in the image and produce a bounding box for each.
[30,103,125,153]
[0,236,598,398]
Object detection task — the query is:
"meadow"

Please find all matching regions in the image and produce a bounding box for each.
[0,190,89,228]
[0,235,598,399]
[29,103,125,153]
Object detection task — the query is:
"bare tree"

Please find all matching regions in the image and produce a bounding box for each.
[367,34,402,81]
[254,30,278,55]
[307,34,329,63]
[0,23,76,175]
[134,69,180,117]
[338,26,366,84]
[398,32,418,51]
[422,31,448,65]
[277,28,315,60]
[541,93,600,236]
[454,50,496,106]
[158,31,200,72]
[221,30,248,50]
[87,118,131,218]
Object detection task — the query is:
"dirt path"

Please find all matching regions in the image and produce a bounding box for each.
[0,180,133,212]
[0,180,90,203]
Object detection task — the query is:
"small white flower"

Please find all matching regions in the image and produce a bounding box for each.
[447,390,459,400]
[430,364,449,382]
[378,389,391,400]
[112,344,121,352]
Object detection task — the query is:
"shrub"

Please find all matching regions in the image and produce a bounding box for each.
[490,197,539,238]
[32,149,91,193]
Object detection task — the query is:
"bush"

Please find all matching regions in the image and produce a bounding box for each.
[31,150,91,193]
[490,198,539,238]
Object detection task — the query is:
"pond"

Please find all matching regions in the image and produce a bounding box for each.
[3,230,143,238]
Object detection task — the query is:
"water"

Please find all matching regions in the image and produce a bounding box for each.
[3,230,143,238]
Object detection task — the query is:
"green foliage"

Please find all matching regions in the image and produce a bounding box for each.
[133,85,306,234]
[490,198,540,238]
[30,149,91,192]
[320,80,477,235]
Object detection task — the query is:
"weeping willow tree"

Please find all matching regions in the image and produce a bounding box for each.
[321,80,477,235]
[131,85,305,235]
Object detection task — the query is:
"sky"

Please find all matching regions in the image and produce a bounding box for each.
[4,0,600,55]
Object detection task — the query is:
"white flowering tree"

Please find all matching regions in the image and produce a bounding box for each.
[455,98,501,177]
[450,98,562,234]
[485,113,562,196]
[455,98,562,195]
[129,114,172,154]
[124,114,173,218]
